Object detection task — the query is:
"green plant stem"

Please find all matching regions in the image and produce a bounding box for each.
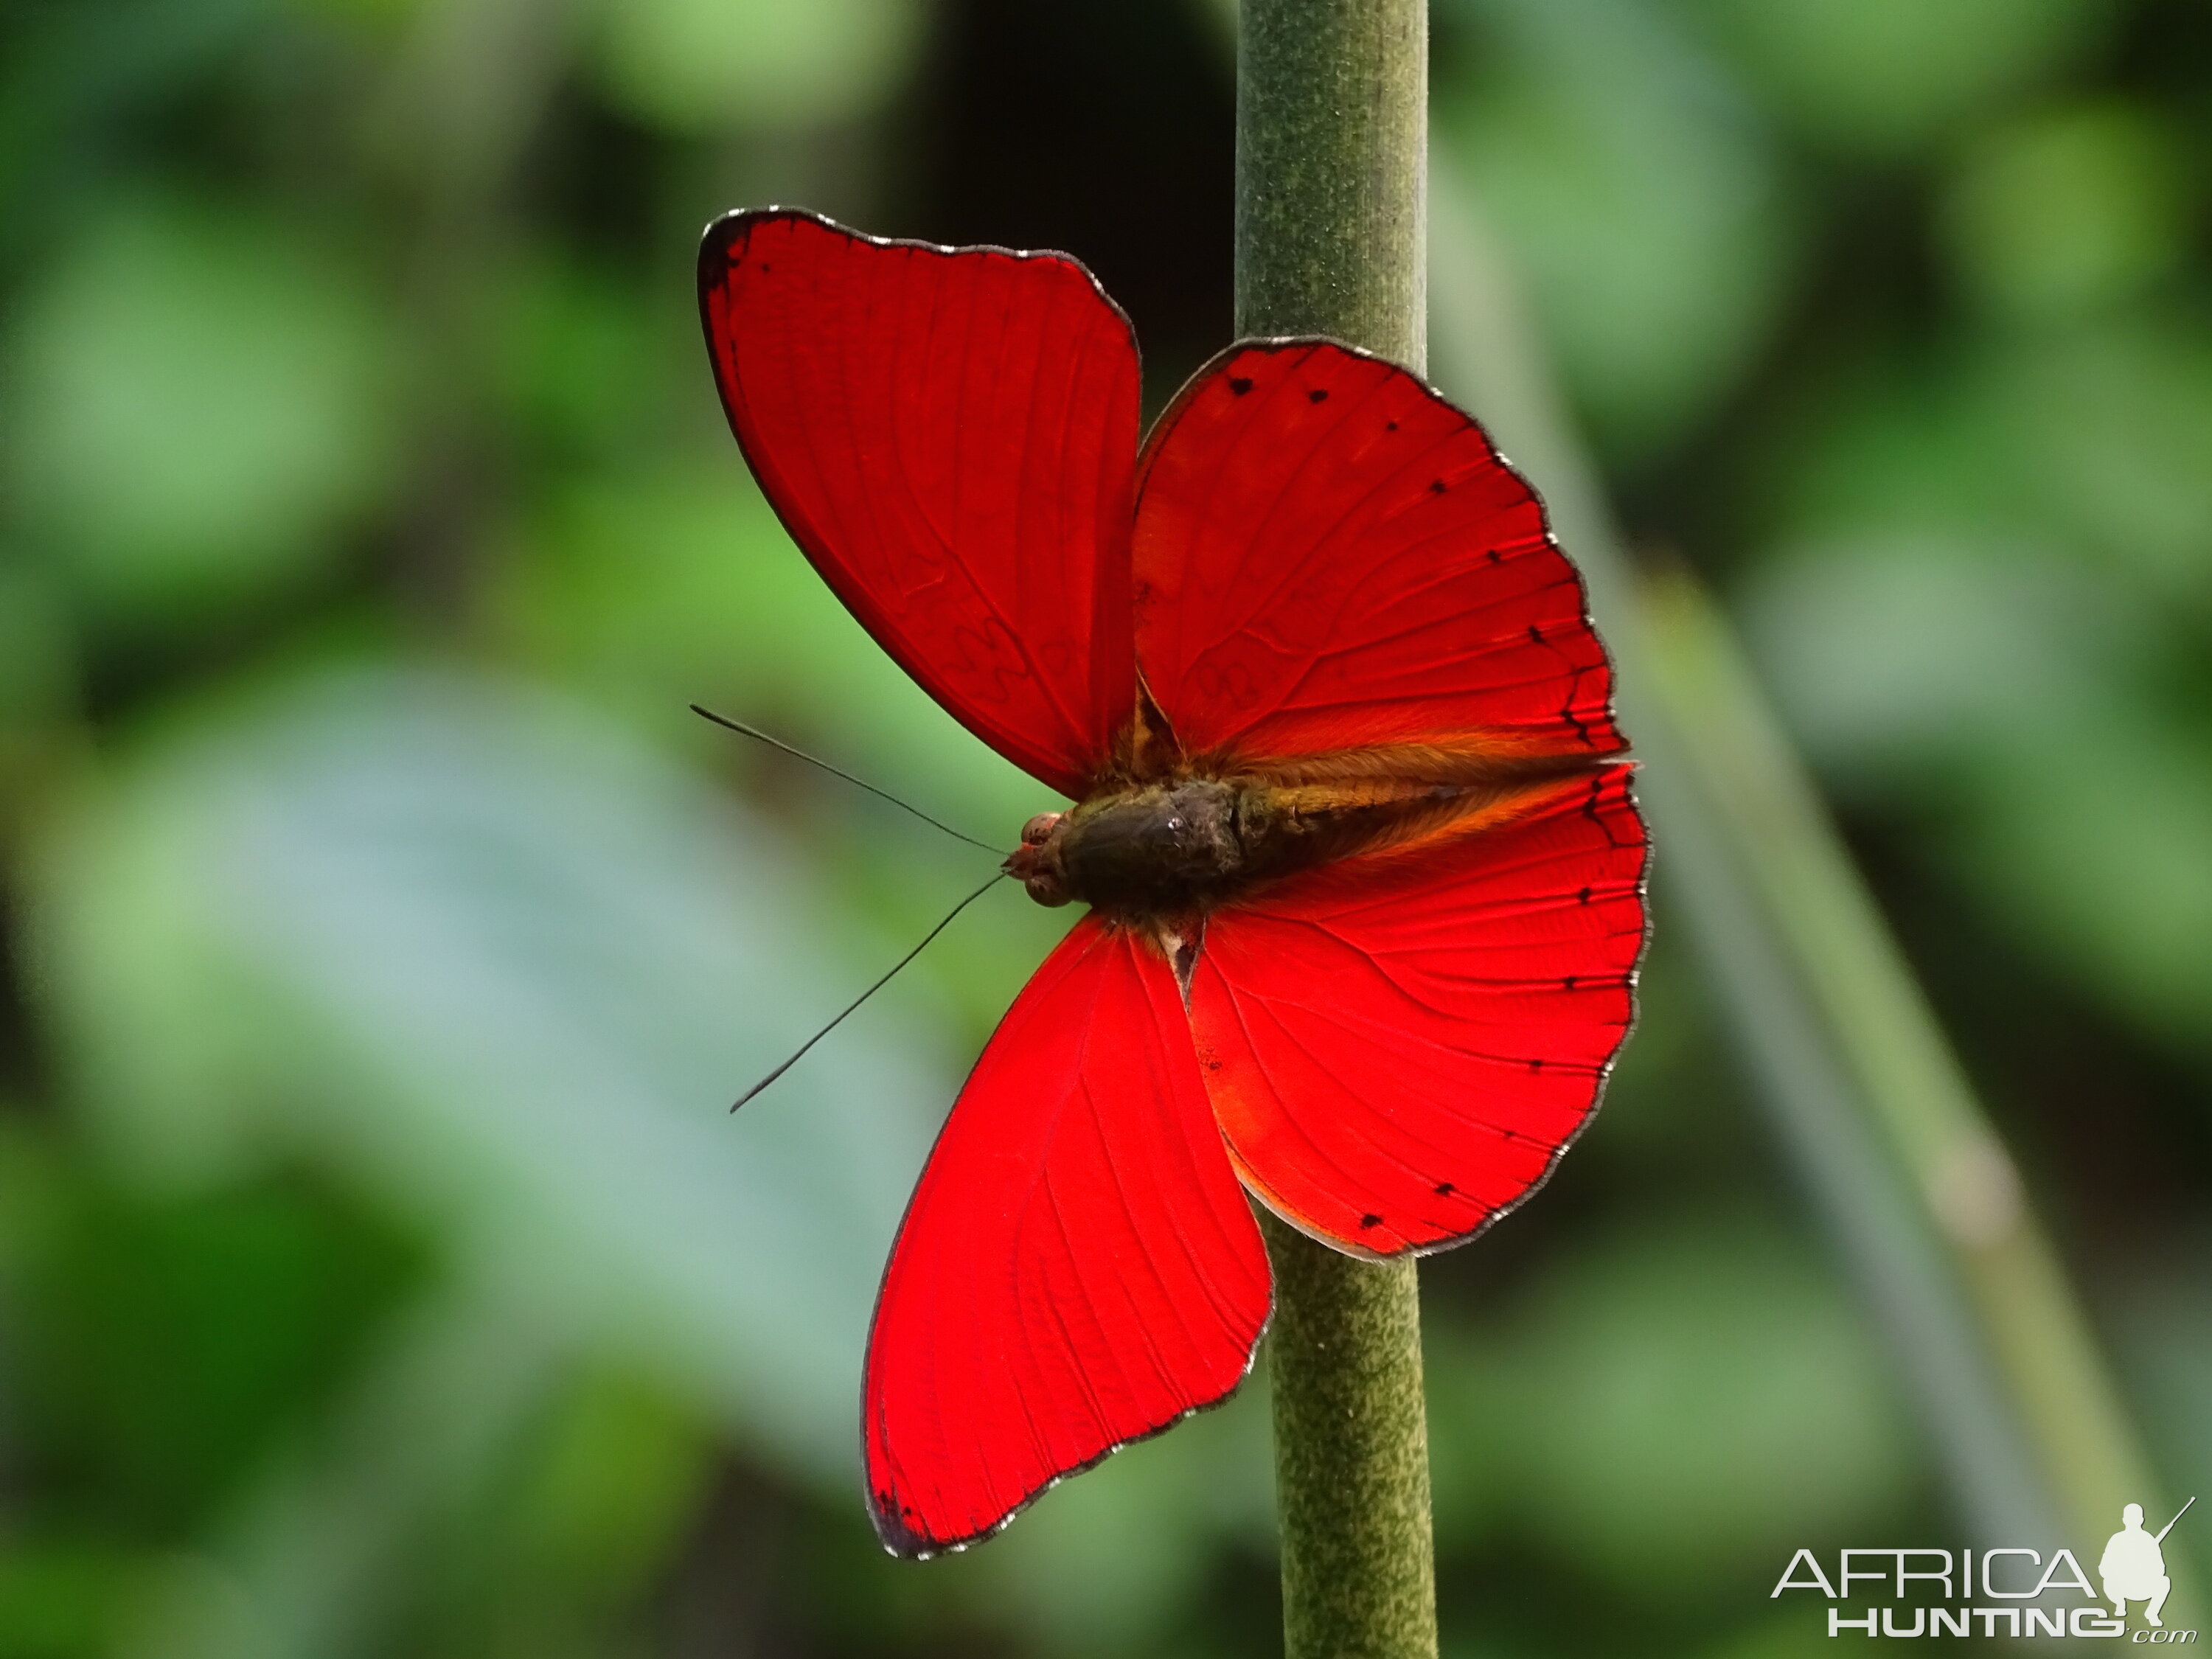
[1236,0,1427,366]
[1261,1213,1438,1659]
[1236,4,1439,1657]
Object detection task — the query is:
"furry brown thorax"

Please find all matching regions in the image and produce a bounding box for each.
[1003,736,1613,922]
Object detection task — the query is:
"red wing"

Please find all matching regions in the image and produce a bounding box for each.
[1132,341,1621,763]
[865,916,1270,1556]
[700,210,1140,798]
[1187,769,1647,1255]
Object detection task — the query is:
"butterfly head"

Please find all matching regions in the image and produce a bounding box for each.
[1006,812,1074,907]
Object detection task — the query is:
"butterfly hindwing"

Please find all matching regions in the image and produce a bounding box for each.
[864,916,1272,1556]
[700,210,1140,797]
[1133,341,1620,763]
[1186,769,1648,1256]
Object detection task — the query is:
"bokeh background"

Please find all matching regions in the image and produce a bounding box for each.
[1,0,2208,1655]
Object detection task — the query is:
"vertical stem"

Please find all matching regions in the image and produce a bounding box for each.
[1236,0,1427,367]
[1235,5,1439,1658]
[1260,1214,1439,1659]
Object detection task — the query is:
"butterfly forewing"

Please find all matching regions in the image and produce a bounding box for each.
[864,917,1271,1556]
[1133,341,1621,762]
[700,210,1140,797]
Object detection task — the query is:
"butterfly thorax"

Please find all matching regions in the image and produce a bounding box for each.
[1004,744,1613,921]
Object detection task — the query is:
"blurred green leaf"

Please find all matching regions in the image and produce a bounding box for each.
[1939,101,2188,324]
[1941,712,2212,1058]
[1746,316,2212,604]
[1439,0,1795,453]
[495,256,664,472]
[1463,1214,1913,1600]
[1982,319,2212,599]
[9,1170,419,1536]
[1691,0,2112,156]
[113,1261,577,1659]
[1743,531,2118,787]
[29,663,952,1483]
[0,0,265,267]
[494,1368,709,1614]
[0,1539,143,1659]
[1,196,398,638]
[0,566,74,718]
[0,563,78,813]
[587,0,925,132]
[1750,538,2212,1057]
[1740,322,2212,1057]
[1700,1610,1841,1659]
[2113,1263,2212,1590]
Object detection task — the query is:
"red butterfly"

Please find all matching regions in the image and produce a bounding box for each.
[700,209,1648,1557]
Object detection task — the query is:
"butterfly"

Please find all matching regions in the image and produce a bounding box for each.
[699,209,1649,1558]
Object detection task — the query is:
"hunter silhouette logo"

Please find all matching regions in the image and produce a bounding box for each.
[1772,1499,2197,1640]
[2104,1499,2193,1630]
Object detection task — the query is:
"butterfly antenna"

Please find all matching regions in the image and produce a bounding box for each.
[732,871,1009,1111]
[689,704,1001,853]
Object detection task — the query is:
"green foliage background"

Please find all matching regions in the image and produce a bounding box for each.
[0,1,2205,1655]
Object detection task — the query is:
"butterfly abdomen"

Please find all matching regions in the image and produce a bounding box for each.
[1006,743,1615,920]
